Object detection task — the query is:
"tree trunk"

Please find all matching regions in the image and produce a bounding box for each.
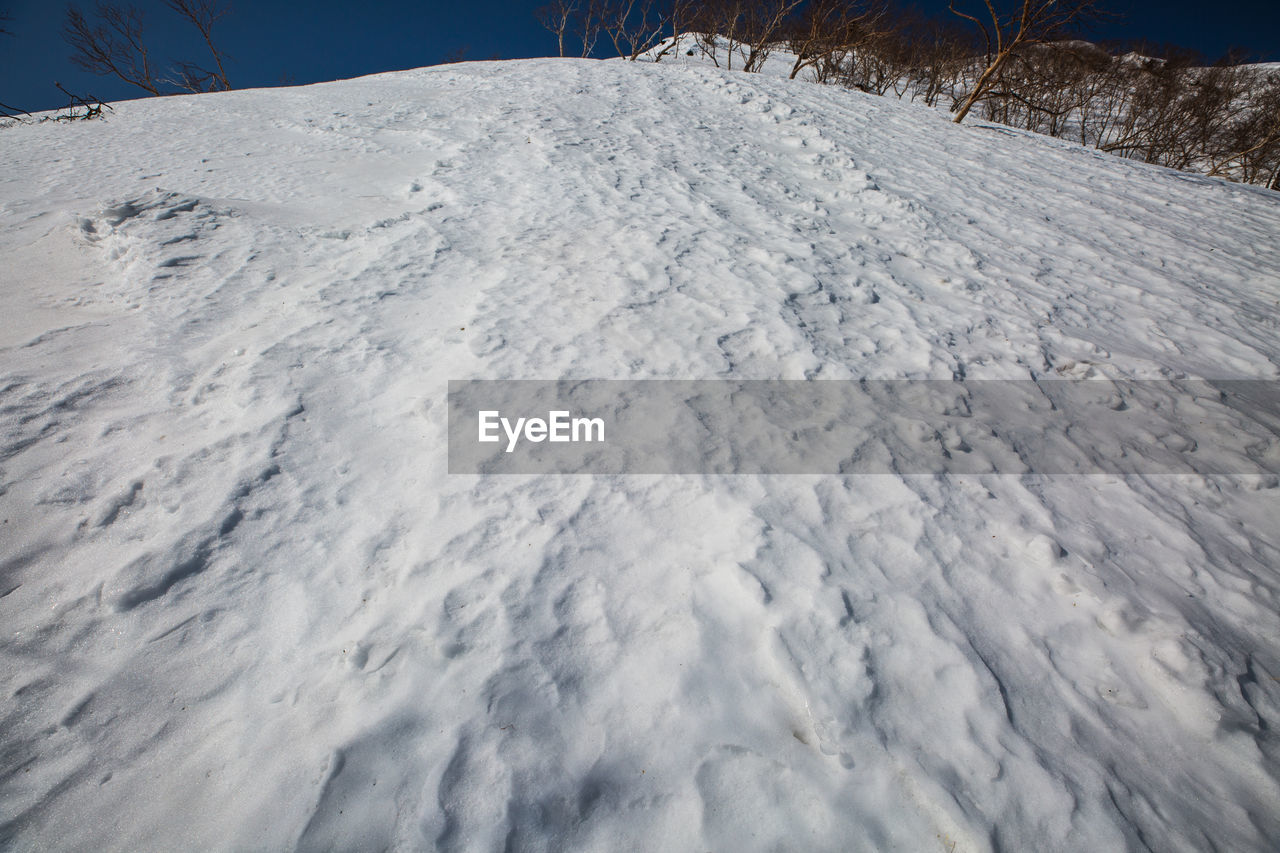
[953,49,1012,123]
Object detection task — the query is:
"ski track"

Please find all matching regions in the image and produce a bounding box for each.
[1,58,1280,851]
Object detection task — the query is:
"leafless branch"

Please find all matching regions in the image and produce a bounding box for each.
[63,3,161,95]
[165,0,232,90]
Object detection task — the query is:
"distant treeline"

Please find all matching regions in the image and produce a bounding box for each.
[536,0,1280,190]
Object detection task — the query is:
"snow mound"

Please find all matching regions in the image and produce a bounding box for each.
[2,58,1279,851]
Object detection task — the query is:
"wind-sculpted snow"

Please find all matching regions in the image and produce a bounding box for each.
[1,59,1279,851]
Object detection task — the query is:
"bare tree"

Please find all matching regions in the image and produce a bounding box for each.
[887,11,969,107]
[166,0,232,91]
[689,0,798,72]
[1097,51,1212,167]
[698,0,747,70]
[64,3,161,95]
[843,28,913,95]
[63,0,232,97]
[536,0,579,57]
[947,0,1101,123]
[786,0,885,81]
[602,0,671,60]
[1060,45,1127,145]
[976,42,1105,135]
[574,0,608,57]
[1210,75,1280,187]
[739,0,804,72]
[651,0,698,62]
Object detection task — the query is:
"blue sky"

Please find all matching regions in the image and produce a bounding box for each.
[2,0,1278,112]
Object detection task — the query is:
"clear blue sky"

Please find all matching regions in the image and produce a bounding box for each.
[2,0,1278,113]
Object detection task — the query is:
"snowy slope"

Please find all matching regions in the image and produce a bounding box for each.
[2,57,1280,851]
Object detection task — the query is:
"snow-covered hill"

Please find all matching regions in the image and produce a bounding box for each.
[2,58,1279,851]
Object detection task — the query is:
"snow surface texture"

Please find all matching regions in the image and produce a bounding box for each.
[2,58,1280,851]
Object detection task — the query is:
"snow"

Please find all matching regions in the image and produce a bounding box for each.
[2,56,1280,851]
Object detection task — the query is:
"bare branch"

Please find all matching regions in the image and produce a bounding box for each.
[63,1,234,97]
[50,81,114,121]
[948,0,1102,123]
[63,3,161,95]
[165,0,232,90]
[536,0,579,57]
[788,0,888,81]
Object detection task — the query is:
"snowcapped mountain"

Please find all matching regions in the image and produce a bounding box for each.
[2,57,1279,850]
